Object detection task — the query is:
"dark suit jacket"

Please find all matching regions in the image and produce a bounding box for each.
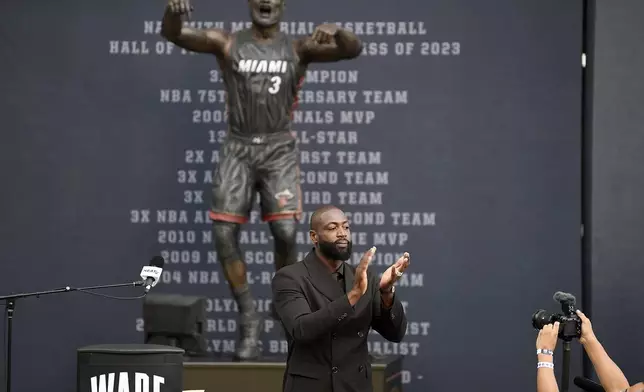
[272,250,407,392]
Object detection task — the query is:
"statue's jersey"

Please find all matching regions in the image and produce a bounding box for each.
[222,29,307,136]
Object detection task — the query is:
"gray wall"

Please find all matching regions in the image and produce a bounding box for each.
[0,0,583,391]
[588,0,644,383]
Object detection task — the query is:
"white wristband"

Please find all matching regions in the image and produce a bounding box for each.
[537,362,554,369]
[537,349,554,356]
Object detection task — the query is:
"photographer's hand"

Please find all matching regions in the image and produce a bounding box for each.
[536,322,559,352]
[576,309,596,345]
[626,383,644,392]
[536,322,559,392]
[576,310,630,392]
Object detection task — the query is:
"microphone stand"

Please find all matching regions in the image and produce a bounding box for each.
[0,281,144,392]
[561,339,572,392]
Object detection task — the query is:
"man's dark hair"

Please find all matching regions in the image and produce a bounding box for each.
[309,205,340,231]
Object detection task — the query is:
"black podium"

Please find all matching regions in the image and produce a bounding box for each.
[77,344,185,392]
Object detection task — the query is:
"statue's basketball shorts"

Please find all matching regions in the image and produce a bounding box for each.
[209,132,301,223]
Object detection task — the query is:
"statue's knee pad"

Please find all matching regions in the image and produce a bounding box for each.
[212,221,242,265]
[269,219,296,247]
[269,220,297,268]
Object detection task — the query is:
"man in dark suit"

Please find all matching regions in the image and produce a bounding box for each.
[272,205,410,392]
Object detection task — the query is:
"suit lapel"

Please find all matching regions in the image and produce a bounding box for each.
[303,251,345,301]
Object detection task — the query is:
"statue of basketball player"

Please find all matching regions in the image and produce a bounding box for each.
[161,0,362,360]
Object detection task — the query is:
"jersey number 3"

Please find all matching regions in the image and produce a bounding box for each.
[268,76,281,94]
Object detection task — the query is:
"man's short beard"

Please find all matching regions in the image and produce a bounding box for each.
[318,240,352,261]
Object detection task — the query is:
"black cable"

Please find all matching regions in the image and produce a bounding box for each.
[73,289,147,301]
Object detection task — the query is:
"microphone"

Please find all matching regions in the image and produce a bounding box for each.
[140,256,164,293]
[553,291,577,303]
[574,377,605,392]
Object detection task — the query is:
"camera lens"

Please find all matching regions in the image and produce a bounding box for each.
[532,309,551,330]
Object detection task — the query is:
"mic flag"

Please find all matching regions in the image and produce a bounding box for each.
[140,256,165,292]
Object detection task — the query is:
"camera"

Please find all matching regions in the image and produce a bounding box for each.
[532,291,581,341]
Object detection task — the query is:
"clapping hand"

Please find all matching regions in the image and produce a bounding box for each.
[379,252,410,291]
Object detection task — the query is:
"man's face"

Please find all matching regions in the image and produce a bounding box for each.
[249,0,284,28]
[311,208,352,262]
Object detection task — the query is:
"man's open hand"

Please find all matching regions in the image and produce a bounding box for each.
[350,247,376,298]
[379,252,410,291]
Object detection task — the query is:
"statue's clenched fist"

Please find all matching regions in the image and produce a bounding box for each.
[167,0,193,15]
